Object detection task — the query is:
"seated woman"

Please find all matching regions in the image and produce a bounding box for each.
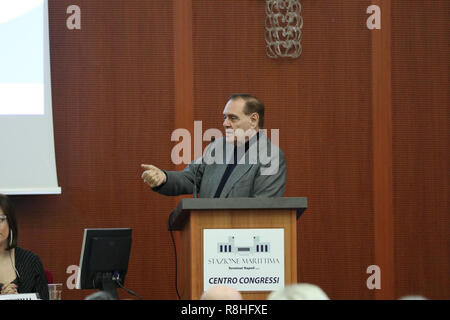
[0,194,49,300]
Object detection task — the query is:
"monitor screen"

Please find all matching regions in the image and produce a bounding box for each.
[76,228,132,298]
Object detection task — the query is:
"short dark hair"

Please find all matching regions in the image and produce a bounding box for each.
[0,194,18,250]
[229,94,265,128]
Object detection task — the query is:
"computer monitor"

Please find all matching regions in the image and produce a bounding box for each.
[76,228,132,299]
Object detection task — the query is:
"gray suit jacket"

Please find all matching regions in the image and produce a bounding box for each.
[154,132,286,198]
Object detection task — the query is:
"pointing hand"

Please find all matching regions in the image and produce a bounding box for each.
[141,164,166,188]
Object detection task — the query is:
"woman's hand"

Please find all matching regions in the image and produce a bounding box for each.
[0,283,18,295]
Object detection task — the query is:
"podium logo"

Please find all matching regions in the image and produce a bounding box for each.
[217,236,270,256]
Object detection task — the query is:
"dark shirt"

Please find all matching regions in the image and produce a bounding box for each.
[11,247,49,300]
[214,138,252,198]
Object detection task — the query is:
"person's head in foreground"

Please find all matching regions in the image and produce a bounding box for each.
[200,285,243,300]
[267,283,329,300]
[398,294,428,300]
[84,291,116,300]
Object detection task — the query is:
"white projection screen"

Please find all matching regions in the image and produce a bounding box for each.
[0,0,61,195]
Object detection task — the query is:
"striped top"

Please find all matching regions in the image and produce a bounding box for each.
[11,247,49,300]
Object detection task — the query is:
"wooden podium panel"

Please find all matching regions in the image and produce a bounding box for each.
[170,198,307,300]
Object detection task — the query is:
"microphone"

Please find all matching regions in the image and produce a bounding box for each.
[193,164,199,198]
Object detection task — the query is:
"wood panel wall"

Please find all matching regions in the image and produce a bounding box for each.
[8,0,448,300]
[391,0,448,299]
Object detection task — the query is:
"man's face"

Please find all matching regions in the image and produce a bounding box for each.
[222,98,258,144]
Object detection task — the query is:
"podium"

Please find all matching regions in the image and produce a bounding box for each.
[168,197,307,300]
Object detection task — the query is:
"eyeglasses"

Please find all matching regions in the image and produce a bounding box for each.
[0,216,7,224]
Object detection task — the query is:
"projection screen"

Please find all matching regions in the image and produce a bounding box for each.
[0,0,61,195]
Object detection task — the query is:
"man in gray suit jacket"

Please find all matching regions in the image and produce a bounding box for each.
[141,94,286,198]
